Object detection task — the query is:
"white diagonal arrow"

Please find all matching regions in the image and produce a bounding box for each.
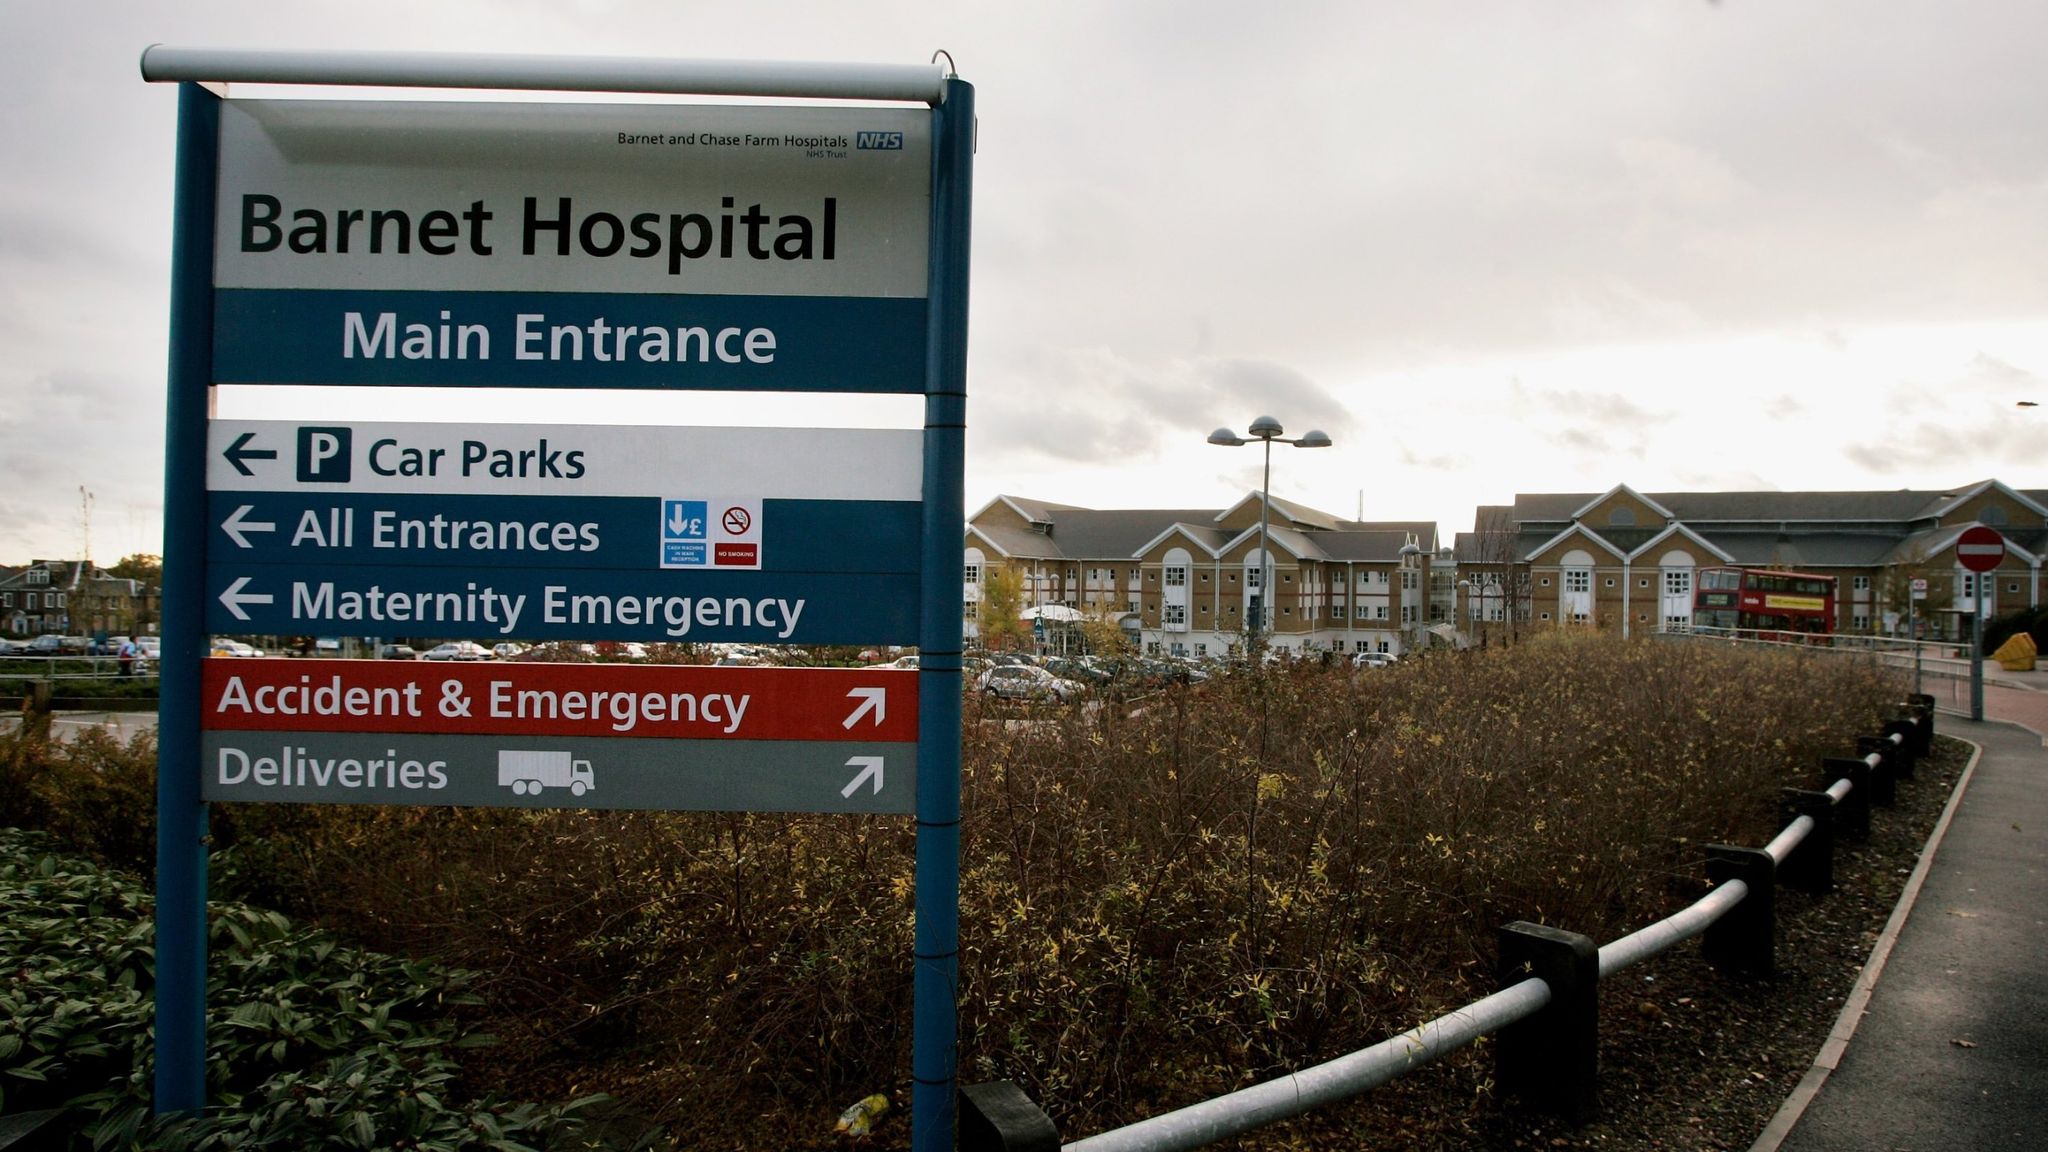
[218,576,274,621]
[841,755,885,798]
[843,686,886,729]
[219,504,277,549]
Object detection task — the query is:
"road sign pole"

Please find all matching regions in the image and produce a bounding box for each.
[156,81,220,1116]
[912,76,972,1152]
[1972,576,1984,721]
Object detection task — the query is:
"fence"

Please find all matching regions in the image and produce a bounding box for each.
[957,694,1939,1152]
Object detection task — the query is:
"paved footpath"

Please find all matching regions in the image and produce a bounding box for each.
[1760,704,2048,1151]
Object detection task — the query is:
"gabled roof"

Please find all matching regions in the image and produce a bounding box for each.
[1571,483,1673,522]
[1213,491,1349,533]
[1523,523,1629,563]
[1625,522,1734,564]
[1927,480,2048,521]
[1131,522,1234,560]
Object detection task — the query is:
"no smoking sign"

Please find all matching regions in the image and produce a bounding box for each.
[661,496,763,570]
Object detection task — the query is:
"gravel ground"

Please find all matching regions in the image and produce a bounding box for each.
[1208,736,1967,1152]
[1469,736,1964,1152]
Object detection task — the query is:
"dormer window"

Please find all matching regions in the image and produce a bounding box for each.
[1608,508,1635,527]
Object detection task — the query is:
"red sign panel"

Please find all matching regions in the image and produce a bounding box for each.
[202,659,916,742]
[1956,525,2006,574]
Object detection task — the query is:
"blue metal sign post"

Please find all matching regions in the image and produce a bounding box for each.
[148,52,971,1150]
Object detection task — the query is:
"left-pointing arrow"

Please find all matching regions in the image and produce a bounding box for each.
[219,505,277,549]
[223,431,278,477]
[218,576,274,621]
[841,755,885,798]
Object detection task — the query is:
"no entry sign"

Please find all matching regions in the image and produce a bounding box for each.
[1956,525,2006,573]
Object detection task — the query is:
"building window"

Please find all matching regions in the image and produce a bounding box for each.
[963,563,980,585]
[1128,599,1140,613]
[1540,577,1552,587]
[1853,614,1871,631]
[1195,644,1207,656]
[1331,603,1347,619]
[963,602,978,621]
[1639,578,1649,588]
[1608,507,1635,527]
[1852,575,1871,591]
[1564,569,1591,594]
[1982,505,2008,526]
[1200,572,1210,583]
[24,593,36,610]
[1200,604,1209,613]
[2009,582,2022,594]
[1165,566,1188,587]
[1665,615,1690,632]
[1375,604,1388,620]
[1540,611,1552,621]
[1246,568,1262,589]
[1604,577,1616,588]
[1664,569,1691,597]
[1164,604,1187,626]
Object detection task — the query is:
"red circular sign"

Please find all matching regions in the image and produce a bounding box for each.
[721,506,752,535]
[1956,525,2006,573]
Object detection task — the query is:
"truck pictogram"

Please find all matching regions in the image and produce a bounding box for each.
[498,750,595,797]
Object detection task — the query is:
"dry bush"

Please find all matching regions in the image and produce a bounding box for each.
[168,635,1901,1138]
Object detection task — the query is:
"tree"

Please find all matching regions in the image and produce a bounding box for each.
[1465,506,1531,646]
[977,565,1030,652]
[1879,542,1952,639]
[106,554,162,584]
[1076,599,1133,658]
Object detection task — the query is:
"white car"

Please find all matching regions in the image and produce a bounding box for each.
[491,642,528,659]
[973,664,1083,702]
[1353,651,1398,669]
[421,641,494,661]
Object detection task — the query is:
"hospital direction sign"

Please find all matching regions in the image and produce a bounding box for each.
[210,99,932,392]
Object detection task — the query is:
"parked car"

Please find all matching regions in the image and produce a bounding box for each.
[421,641,493,661]
[29,635,90,655]
[973,664,1083,703]
[491,642,528,659]
[210,639,262,658]
[1353,651,1398,669]
[0,638,28,655]
[379,644,419,660]
[134,638,161,659]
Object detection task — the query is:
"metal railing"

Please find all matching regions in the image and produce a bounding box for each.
[961,696,1938,1152]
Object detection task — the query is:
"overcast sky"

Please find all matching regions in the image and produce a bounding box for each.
[4,1,2046,563]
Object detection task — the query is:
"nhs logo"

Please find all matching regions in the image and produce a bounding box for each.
[856,130,904,150]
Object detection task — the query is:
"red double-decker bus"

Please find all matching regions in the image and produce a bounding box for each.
[1693,567,1838,637]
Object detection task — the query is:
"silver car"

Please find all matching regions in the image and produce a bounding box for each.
[973,664,1083,702]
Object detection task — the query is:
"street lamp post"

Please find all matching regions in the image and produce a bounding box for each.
[1209,417,1332,656]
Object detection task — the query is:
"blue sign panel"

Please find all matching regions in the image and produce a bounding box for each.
[206,493,920,574]
[212,289,928,392]
[203,565,918,645]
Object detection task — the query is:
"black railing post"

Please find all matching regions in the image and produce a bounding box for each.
[1906,694,1936,758]
[1882,718,1921,778]
[1856,736,1896,806]
[1779,789,1835,894]
[959,1081,1059,1152]
[1823,757,1871,838]
[1701,845,1775,978]
[1497,921,1599,1122]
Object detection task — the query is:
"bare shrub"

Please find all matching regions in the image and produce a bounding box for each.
[104,635,1899,1137]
